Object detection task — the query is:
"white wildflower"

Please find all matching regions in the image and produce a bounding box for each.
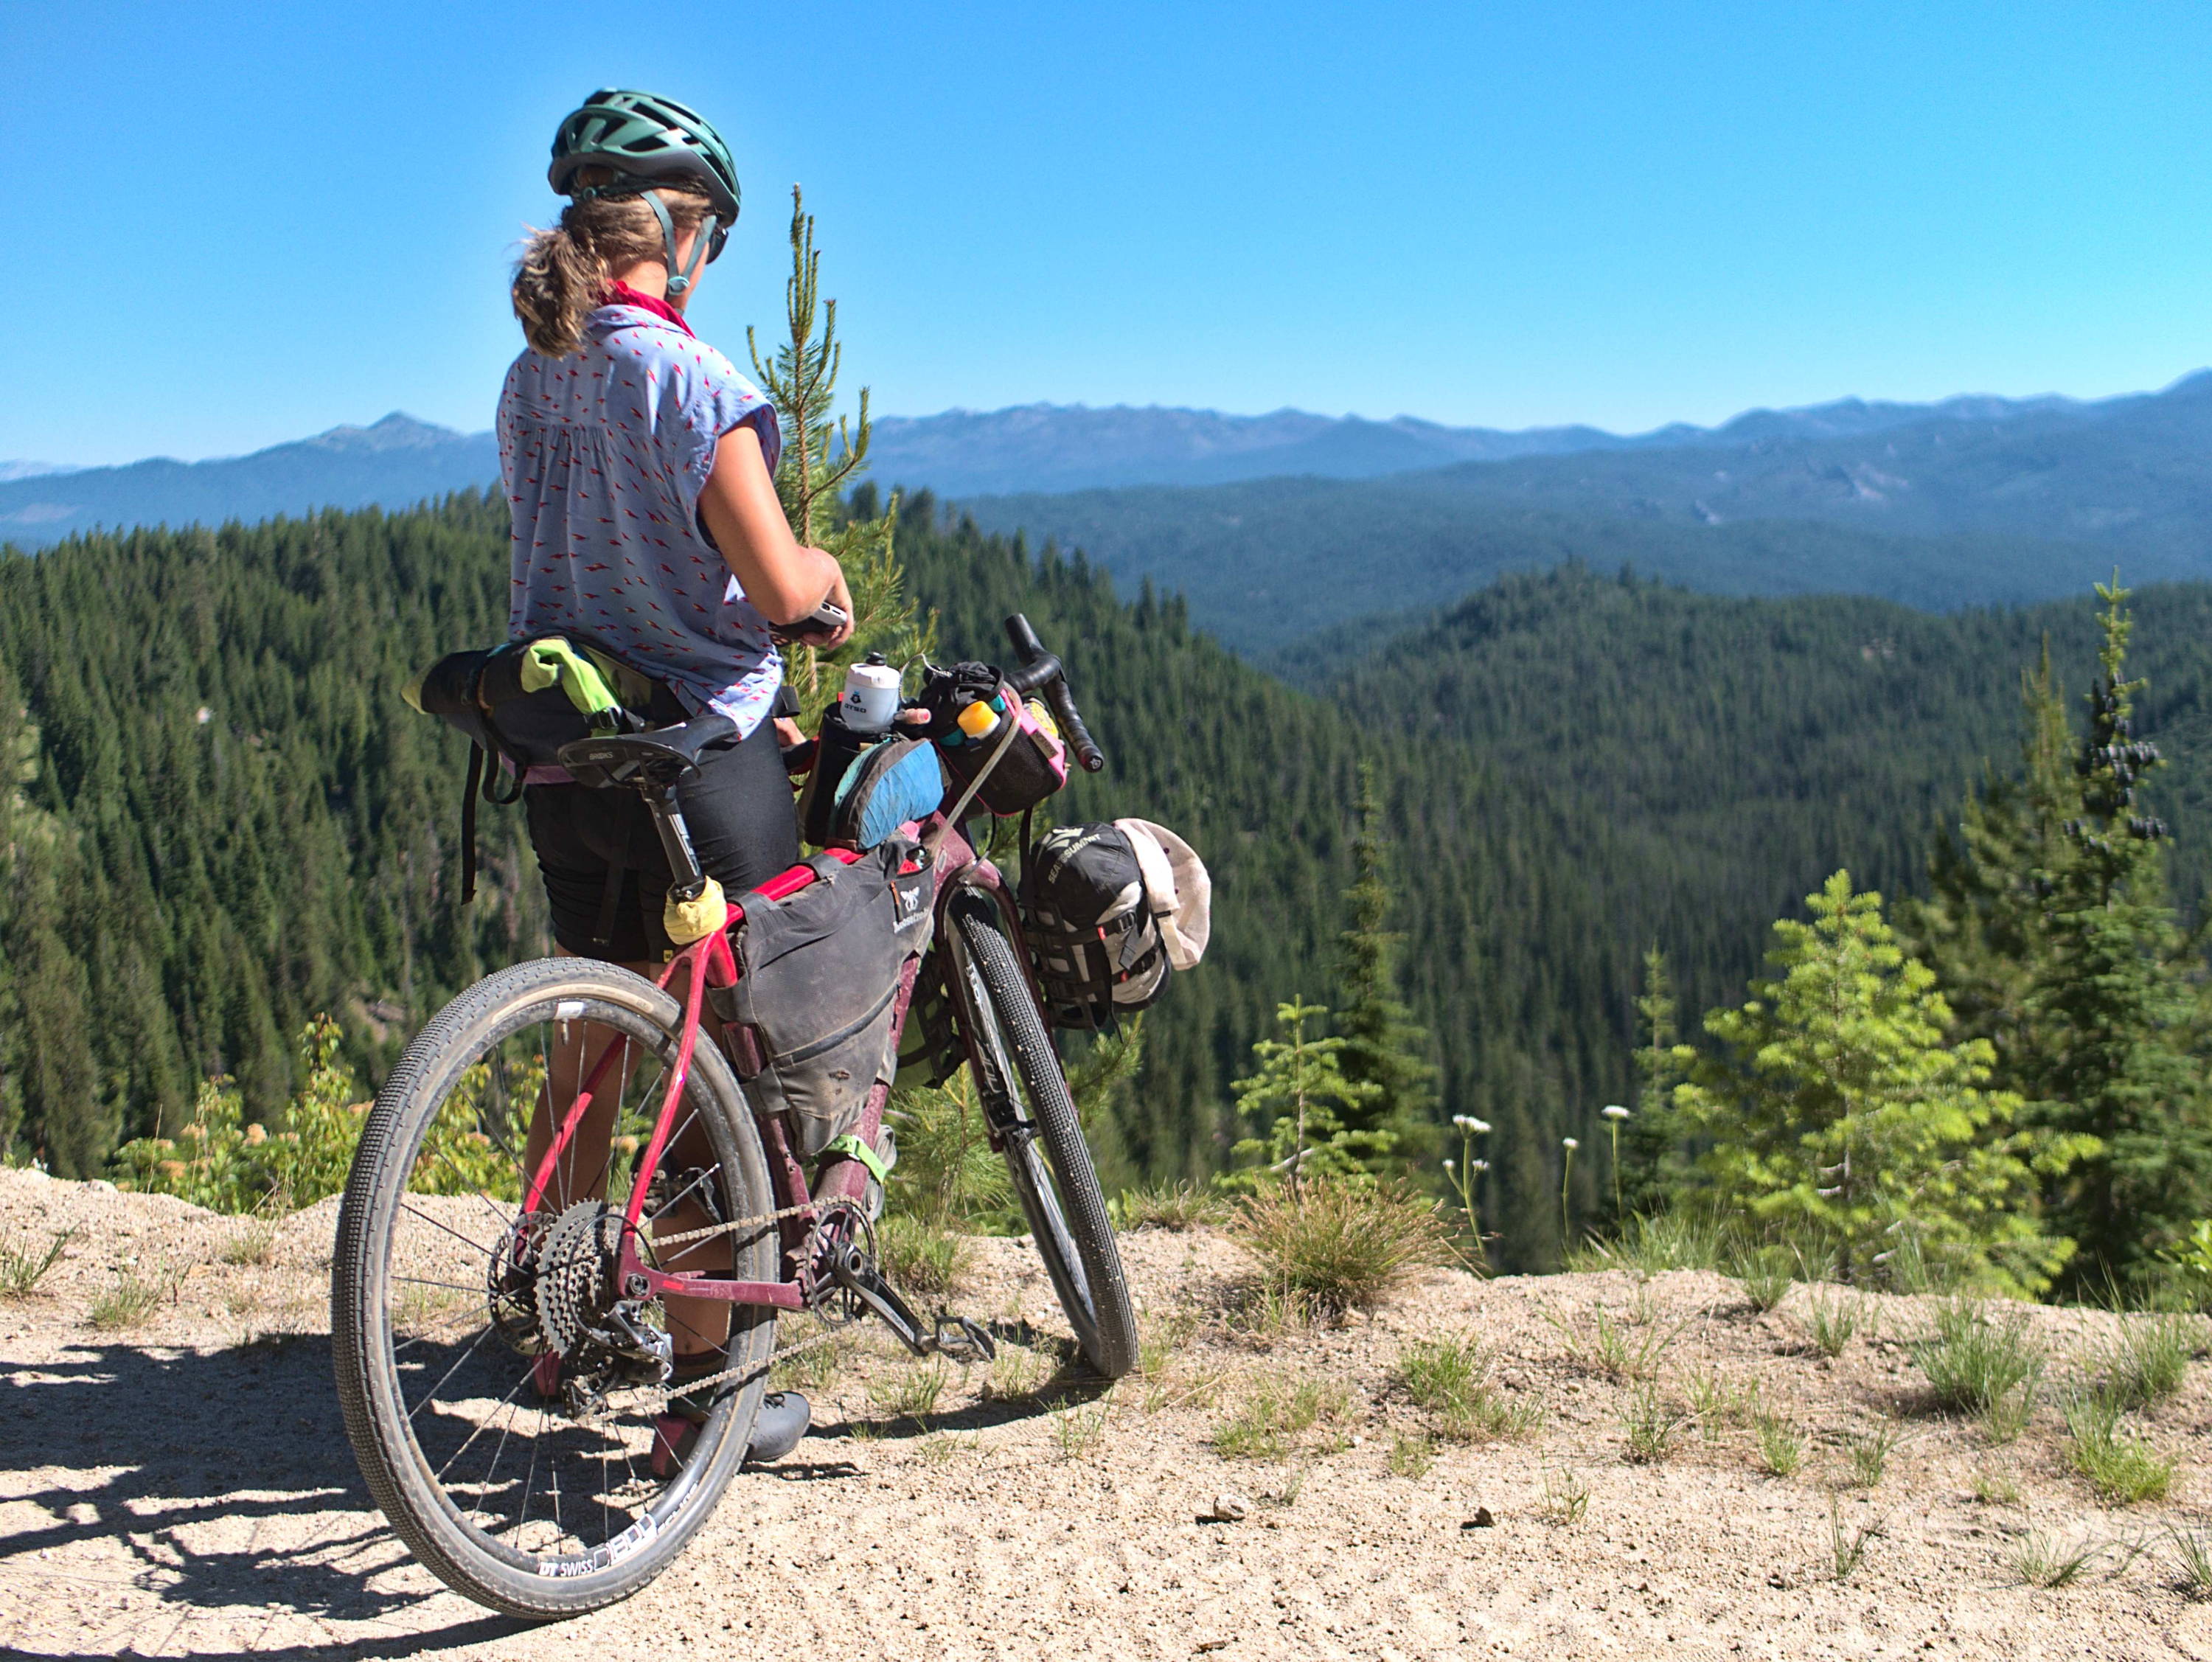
[1602,1104,1631,1121]
[1563,1137,1579,1151]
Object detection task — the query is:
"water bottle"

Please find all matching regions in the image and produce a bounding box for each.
[840,655,901,736]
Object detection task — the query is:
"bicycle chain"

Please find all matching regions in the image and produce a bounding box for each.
[649,1195,820,1251]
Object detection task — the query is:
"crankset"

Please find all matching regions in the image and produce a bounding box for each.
[824,1234,998,1364]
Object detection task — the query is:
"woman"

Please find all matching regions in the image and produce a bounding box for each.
[502,88,836,1461]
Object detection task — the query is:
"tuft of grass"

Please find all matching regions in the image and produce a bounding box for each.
[2091,1312,2199,1412]
[1753,1411,1804,1478]
[1539,1465,1590,1526]
[1910,1298,2042,1437]
[1139,1310,1197,1380]
[1683,1366,1759,1439]
[1213,1372,1351,1461]
[0,1228,72,1297]
[1843,1421,1903,1489]
[981,1341,1051,1402]
[1621,1383,1689,1464]
[1388,1432,1435,1479]
[1978,1387,2036,1445]
[2006,1529,2101,1588]
[877,1215,972,1298]
[1227,1178,1449,1315]
[1730,1245,1795,1314]
[1804,1290,1877,1359]
[1969,1467,2021,1506]
[2168,1526,2212,1599]
[868,1360,949,1423]
[1545,1302,1692,1383]
[1113,1181,1228,1232]
[218,1215,280,1268]
[771,1327,854,1394]
[2065,1394,2175,1506]
[1592,1209,1728,1279]
[1051,1405,1109,1461]
[89,1262,175,1330]
[1399,1336,1542,1442]
[912,1433,970,1468]
[1828,1497,1885,1583]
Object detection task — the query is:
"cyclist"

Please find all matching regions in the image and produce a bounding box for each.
[501,88,844,1460]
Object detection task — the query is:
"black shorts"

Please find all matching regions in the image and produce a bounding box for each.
[524,716,801,962]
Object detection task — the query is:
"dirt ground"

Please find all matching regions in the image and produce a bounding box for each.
[1,1166,2209,1661]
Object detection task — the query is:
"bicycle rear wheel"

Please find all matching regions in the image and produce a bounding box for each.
[331,957,779,1618]
[947,894,1138,1378]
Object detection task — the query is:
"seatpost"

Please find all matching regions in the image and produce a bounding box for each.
[646,788,709,903]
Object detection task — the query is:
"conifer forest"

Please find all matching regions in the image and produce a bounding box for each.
[10,197,2212,1298]
[9,476,2212,1288]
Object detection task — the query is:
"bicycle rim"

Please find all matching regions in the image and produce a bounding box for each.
[332,959,777,1618]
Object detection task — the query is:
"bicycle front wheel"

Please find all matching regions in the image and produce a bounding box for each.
[331,958,779,1619]
[947,894,1138,1378]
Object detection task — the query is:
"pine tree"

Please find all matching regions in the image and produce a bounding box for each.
[1675,872,2089,1294]
[1613,944,1682,1218]
[747,187,931,723]
[1332,764,1434,1166]
[1222,999,1386,1195]
[2027,576,2212,1282]
[1899,639,2079,1088]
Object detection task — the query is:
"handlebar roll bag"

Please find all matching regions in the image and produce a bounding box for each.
[709,835,936,1158]
[936,685,1070,816]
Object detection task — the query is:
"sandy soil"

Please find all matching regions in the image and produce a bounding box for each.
[1,1166,2208,1660]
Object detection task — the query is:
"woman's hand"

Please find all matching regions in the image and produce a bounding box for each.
[789,560,855,649]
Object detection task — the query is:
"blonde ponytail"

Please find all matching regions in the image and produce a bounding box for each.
[510,184,713,357]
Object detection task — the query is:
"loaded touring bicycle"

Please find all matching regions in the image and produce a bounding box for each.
[331,616,1203,1618]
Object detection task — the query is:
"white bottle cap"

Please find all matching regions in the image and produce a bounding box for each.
[841,659,902,734]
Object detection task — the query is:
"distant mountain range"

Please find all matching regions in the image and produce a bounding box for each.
[858,390,2101,496]
[0,415,498,549]
[0,382,2132,550]
[11,378,2212,653]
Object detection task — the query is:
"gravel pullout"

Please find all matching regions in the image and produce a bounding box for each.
[1,1167,2206,1659]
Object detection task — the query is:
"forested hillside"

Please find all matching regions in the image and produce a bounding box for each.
[3,494,2208,1269]
[961,481,2118,654]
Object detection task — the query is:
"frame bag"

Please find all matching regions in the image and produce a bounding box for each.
[709,835,936,1158]
[1022,818,1210,1030]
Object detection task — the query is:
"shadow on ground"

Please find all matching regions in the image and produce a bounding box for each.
[2,1331,524,1657]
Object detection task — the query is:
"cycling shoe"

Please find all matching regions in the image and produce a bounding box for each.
[650,1389,810,1478]
[747,1391,811,1463]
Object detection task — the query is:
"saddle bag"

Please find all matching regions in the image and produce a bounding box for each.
[710,835,936,1158]
[407,636,681,903]
[1021,818,1211,1030]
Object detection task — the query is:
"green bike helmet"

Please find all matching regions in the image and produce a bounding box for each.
[549,89,740,294]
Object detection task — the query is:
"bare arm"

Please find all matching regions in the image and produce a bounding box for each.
[696,423,854,642]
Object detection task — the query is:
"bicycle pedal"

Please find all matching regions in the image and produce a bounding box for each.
[931,1312,996,1364]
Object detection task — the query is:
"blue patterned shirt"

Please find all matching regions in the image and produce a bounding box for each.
[499,302,785,736]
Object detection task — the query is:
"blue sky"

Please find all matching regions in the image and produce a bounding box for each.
[7,2,2212,465]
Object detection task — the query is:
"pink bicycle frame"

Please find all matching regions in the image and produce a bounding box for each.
[516,818,1035,1315]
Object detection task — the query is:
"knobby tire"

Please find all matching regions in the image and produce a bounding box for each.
[950,898,1138,1379]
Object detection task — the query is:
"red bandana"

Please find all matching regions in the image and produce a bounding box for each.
[602,281,695,336]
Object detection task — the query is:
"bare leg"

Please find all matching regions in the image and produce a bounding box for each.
[519,947,733,1362]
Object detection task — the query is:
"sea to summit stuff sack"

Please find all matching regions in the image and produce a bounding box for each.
[1022,819,1211,1029]
[709,835,936,1158]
